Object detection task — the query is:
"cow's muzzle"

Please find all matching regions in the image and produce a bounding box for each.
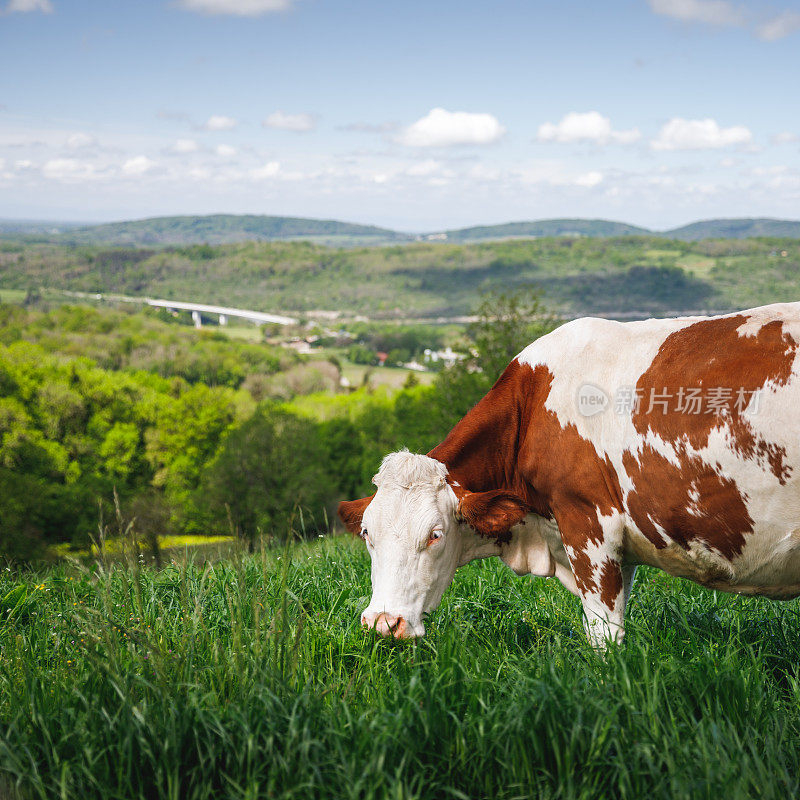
[361,611,419,639]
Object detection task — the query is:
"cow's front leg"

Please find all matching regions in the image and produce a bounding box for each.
[578,561,636,648]
[556,508,634,649]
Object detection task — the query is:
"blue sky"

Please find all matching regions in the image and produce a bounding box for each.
[1,0,799,230]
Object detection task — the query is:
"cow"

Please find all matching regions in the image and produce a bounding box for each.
[338,302,800,647]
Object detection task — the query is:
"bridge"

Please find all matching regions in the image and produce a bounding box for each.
[144,299,298,327]
[58,290,299,327]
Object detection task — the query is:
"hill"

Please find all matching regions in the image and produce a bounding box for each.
[0,219,86,235]
[3,235,799,320]
[53,214,412,246]
[4,214,800,247]
[663,218,800,241]
[437,218,651,242]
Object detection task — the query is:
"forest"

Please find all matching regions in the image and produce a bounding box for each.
[2,234,800,319]
[0,291,553,560]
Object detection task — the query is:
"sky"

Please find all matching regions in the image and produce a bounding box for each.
[1,0,799,231]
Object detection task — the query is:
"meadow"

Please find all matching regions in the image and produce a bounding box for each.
[2,536,800,800]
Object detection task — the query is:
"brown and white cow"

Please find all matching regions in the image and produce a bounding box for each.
[339,302,800,647]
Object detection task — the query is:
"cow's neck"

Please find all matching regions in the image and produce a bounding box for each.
[428,359,548,514]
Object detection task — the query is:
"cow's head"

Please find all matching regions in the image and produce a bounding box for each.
[338,450,529,638]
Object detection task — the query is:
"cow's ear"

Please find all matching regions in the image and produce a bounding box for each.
[456,490,529,538]
[338,495,374,535]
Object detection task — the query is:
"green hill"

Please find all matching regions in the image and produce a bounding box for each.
[437,218,651,242]
[6,214,800,247]
[663,218,800,241]
[0,219,86,235]
[55,214,411,246]
[3,235,800,319]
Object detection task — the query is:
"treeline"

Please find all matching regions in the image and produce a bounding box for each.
[0,304,296,387]
[0,290,556,559]
[344,323,447,366]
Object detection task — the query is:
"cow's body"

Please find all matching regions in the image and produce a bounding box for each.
[341,303,800,645]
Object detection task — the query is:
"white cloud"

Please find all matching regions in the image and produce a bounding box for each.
[772,131,799,144]
[173,138,200,153]
[516,162,606,189]
[251,160,280,179]
[215,144,237,157]
[122,155,156,175]
[203,115,237,131]
[647,0,744,26]
[405,159,443,177]
[66,133,96,149]
[756,11,800,41]
[177,0,292,15]
[187,166,212,181]
[5,0,53,13]
[574,170,604,188]
[651,117,752,150]
[42,158,97,181]
[537,111,640,145]
[398,108,505,147]
[263,111,316,132]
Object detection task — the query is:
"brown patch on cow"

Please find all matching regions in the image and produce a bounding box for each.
[337,495,374,535]
[456,489,530,542]
[430,360,550,512]
[633,314,796,484]
[430,361,626,593]
[567,542,599,595]
[623,444,754,559]
[599,558,623,610]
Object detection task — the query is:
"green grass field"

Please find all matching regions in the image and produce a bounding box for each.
[2,536,799,799]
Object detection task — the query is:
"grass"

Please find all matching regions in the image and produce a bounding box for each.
[338,362,436,390]
[0,289,26,304]
[51,535,237,561]
[2,536,800,799]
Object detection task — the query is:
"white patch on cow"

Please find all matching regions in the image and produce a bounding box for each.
[734,303,798,338]
[686,483,703,517]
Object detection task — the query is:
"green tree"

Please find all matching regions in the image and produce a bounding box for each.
[197,405,336,548]
[467,287,560,382]
[433,287,560,418]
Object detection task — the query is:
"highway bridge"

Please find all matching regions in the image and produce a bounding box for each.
[59,290,299,326]
[145,298,298,327]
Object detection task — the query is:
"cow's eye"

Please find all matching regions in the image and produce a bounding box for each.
[428,529,444,546]
[360,528,372,546]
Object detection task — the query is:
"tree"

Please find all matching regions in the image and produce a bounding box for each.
[466,287,561,382]
[196,405,336,548]
[432,287,560,418]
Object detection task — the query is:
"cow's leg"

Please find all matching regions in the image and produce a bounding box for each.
[556,508,632,649]
[579,561,636,648]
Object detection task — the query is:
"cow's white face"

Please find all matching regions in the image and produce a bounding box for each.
[339,451,530,639]
[359,470,461,638]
